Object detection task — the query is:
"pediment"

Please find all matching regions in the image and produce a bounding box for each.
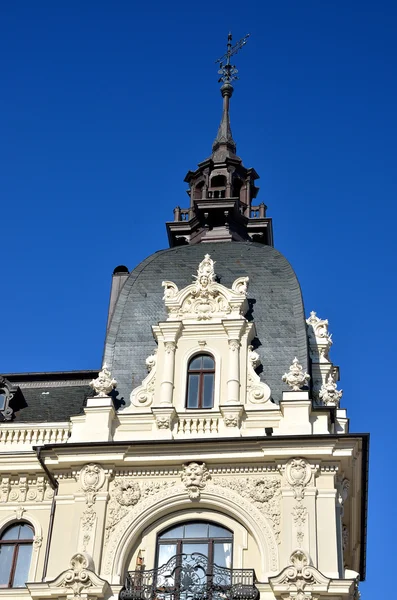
[162,254,249,321]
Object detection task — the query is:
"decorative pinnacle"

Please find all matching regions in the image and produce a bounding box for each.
[215,32,250,86]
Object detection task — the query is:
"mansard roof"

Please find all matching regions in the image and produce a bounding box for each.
[104,242,308,409]
[4,371,97,422]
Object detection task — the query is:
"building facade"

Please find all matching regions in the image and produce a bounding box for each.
[0,37,367,600]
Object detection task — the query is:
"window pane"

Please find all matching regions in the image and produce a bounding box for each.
[202,356,214,369]
[0,393,6,411]
[157,544,177,568]
[159,525,184,540]
[214,542,232,569]
[203,374,214,408]
[13,545,32,587]
[189,356,202,370]
[182,542,208,558]
[0,545,13,587]
[17,525,34,541]
[2,525,21,541]
[184,522,209,538]
[2,524,33,541]
[208,524,232,538]
[187,375,199,408]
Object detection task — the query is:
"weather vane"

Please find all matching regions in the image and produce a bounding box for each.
[215,32,250,85]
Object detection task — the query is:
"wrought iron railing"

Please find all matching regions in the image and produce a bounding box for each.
[120,553,259,600]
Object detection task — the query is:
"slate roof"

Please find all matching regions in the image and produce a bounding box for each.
[104,242,309,408]
[4,371,97,422]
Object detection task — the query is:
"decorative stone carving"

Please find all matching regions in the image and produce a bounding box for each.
[33,535,43,550]
[228,339,240,351]
[1,477,10,503]
[181,462,211,499]
[220,405,244,428]
[79,465,105,553]
[285,458,312,500]
[103,482,279,577]
[306,311,333,359]
[15,506,26,520]
[246,346,271,404]
[89,364,117,397]
[212,475,281,543]
[282,358,310,391]
[269,549,331,600]
[0,475,52,504]
[164,341,177,354]
[231,276,249,296]
[114,479,141,507]
[81,507,96,552]
[162,254,249,321]
[105,478,176,542]
[79,464,105,507]
[47,552,109,599]
[152,406,177,430]
[319,373,343,407]
[284,458,312,548]
[130,350,157,408]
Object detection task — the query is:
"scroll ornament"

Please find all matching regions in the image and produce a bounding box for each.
[130,350,157,408]
[246,346,271,404]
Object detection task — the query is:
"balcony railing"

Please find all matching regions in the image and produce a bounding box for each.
[120,553,258,600]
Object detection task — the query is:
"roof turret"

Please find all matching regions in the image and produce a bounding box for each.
[166,34,273,248]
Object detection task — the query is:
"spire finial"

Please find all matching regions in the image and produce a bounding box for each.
[212,33,250,157]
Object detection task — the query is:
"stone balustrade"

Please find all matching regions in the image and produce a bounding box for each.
[0,422,70,448]
[177,415,219,435]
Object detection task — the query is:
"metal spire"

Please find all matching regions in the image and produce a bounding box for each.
[212,33,250,158]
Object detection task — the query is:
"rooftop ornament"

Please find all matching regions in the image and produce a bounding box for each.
[90,364,117,397]
[213,32,250,156]
[319,373,343,407]
[215,32,250,86]
[282,358,310,391]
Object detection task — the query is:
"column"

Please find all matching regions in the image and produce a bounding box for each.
[227,339,240,404]
[160,341,177,405]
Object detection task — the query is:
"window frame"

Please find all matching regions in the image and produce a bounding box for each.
[0,522,34,589]
[185,354,215,410]
[156,520,233,570]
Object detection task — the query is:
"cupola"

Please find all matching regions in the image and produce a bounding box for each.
[166,34,273,248]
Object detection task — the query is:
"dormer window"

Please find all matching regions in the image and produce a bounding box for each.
[0,378,26,422]
[186,354,215,409]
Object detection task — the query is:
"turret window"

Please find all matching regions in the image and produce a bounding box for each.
[0,522,34,588]
[186,354,215,409]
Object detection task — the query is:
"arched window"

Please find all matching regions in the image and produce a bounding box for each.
[186,355,215,409]
[157,520,233,569]
[0,522,34,588]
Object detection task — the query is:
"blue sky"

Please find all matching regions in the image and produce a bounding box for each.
[1,1,396,595]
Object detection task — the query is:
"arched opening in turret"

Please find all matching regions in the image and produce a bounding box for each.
[232,177,244,202]
[194,180,205,200]
[208,175,226,199]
